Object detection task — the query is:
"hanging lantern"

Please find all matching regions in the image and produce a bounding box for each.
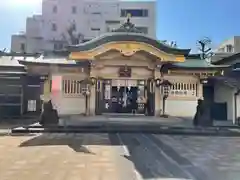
[90,77,97,85]
[155,78,163,87]
[160,80,172,98]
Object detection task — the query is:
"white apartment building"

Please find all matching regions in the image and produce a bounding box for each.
[11,0,156,53]
[215,36,240,53]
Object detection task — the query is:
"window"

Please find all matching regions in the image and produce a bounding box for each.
[52,23,57,31]
[233,63,240,70]
[91,28,100,31]
[72,6,77,14]
[75,39,80,45]
[168,82,198,97]
[136,27,148,34]
[27,100,37,112]
[92,12,101,15]
[105,20,120,24]
[53,5,57,13]
[72,23,76,31]
[54,43,64,50]
[59,44,64,49]
[53,43,57,50]
[82,39,91,42]
[20,43,25,52]
[106,27,110,32]
[62,78,87,96]
[218,47,225,52]
[121,9,148,17]
[226,44,233,52]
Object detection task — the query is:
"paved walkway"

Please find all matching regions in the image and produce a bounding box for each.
[0,133,136,180]
[1,133,240,180]
[59,115,193,127]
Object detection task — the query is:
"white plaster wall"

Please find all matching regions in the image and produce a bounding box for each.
[214,82,234,120]
[52,94,85,115]
[50,73,87,115]
[236,95,240,120]
[162,74,199,117]
[165,100,197,118]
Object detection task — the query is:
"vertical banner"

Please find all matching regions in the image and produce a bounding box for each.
[51,75,62,109]
[51,75,62,92]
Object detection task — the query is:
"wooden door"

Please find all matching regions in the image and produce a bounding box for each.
[23,76,43,115]
[102,80,112,113]
[0,76,23,118]
[212,102,227,121]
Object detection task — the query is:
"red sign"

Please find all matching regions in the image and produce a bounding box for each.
[51,76,62,92]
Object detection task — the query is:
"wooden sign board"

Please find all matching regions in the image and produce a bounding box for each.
[119,66,131,77]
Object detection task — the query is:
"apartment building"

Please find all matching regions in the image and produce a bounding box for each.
[11,0,156,53]
[215,36,240,53]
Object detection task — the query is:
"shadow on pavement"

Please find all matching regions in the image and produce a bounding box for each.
[111,133,196,180]
[19,134,97,154]
[18,133,202,180]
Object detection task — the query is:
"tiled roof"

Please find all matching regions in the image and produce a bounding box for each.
[211,52,235,63]
[212,52,240,65]
[172,59,228,69]
[20,55,77,65]
[210,76,240,88]
[68,33,191,56]
[0,56,24,67]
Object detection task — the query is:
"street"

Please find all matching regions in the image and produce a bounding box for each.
[1,133,240,180]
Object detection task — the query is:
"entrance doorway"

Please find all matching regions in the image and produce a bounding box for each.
[111,86,138,113]
[101,79,146,114]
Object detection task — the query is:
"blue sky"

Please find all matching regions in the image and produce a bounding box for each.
[0,0,240,52]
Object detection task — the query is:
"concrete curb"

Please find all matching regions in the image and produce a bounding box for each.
[11,125,240,137]
[0,129,11,136]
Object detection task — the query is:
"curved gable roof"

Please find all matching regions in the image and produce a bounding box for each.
[68,17,190,56]
[69,33,190,56]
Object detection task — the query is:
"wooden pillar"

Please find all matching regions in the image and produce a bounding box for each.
[154,70,161,116]
[42,76,51,102]
[95,79,102,115]
[147,79,155,116]
[89,83,96,115]
[198,82,203,99]
[21,75,26,116]
[155,87,161,116]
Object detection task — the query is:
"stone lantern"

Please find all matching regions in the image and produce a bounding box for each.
[159,79,172,118]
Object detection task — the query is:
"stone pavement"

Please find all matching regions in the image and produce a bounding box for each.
[0,133,137,180]
[1,132,240,180]
[60,115,193,127]
[155,135,240,180]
